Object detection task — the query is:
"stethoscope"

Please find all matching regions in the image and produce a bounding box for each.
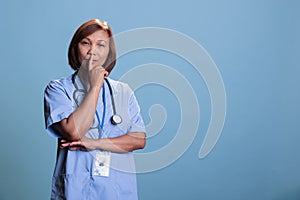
[72,72,122,133]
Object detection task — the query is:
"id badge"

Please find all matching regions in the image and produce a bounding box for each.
[93,151,111,177]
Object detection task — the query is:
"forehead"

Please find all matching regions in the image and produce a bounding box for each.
[84,30,109,41]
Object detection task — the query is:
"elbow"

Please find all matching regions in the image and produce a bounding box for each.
[58,120,82,141]
[63,126,82,141]
[131,134,146,151]
[65,132,81,141]
[138,137,146,149]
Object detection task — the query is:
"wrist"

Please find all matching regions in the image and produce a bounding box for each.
[92,139,101,150]
[89,84,102,94]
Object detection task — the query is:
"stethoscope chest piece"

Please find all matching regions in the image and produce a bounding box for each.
[111,114,122,125]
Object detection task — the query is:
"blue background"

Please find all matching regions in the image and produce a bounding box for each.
[0,0,299,199]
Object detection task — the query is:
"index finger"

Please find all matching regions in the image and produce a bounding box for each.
[79,54,92,69]
[87,54,94,70]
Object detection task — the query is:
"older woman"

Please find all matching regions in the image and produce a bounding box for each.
[44,19,146,200]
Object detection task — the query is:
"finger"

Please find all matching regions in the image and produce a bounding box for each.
[69,146,78,150]
[85,53,92,59]
[59,139,66,144]
[60,144,68,148]
[60,140,81,148]
[103,70,109,77]
[69,146,83,151]
[69,141,82,146]
[87,54,94,71]
[79,54,92,70]
[95,66,109,76]
[70,144,87,151]
[60,142,71,148]
[93,65,105,71]
[60,139,70,143]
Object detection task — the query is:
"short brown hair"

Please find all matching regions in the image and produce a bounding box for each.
[68,19,116,72]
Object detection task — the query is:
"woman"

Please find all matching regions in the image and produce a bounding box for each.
[44,19,146,200]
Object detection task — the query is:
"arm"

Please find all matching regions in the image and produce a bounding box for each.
[60,132,146,153]
[59,78,146,152]
[52,55,108,141]
[52,86,101,141]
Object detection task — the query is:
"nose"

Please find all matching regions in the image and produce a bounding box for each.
[88,52,96,56]
[87,44,96,55]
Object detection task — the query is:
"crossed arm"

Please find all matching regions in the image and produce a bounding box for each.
[51,84,146,152]
[51,64,146,153]
[52,103,146,153]
[59,132,146,153]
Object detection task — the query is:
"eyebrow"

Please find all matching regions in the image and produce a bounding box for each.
[82,38,107,43]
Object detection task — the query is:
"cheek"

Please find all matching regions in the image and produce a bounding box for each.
[102,49,110,58]
[98,49,110,61]
[77,47,88,63]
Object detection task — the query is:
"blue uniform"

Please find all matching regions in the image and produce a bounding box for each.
[44,72,145,200]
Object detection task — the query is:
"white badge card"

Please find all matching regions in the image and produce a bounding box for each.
[93,151,111,177]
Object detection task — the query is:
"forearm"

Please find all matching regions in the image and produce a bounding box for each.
[59,86,101,140]
[95,132,146,152]
[61,132,146,152]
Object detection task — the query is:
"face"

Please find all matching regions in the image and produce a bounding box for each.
[77,30,110,68]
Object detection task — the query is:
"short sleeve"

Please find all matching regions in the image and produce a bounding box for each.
[128,92,146,134]
[44,80,73,138]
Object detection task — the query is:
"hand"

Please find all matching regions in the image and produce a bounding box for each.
[60,137,97,151]
[79,54,109,90]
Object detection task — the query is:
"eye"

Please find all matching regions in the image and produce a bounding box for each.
[80,40,90,46]
[98,44,106,48]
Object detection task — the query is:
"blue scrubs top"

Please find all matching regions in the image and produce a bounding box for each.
[44,73,146,200]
